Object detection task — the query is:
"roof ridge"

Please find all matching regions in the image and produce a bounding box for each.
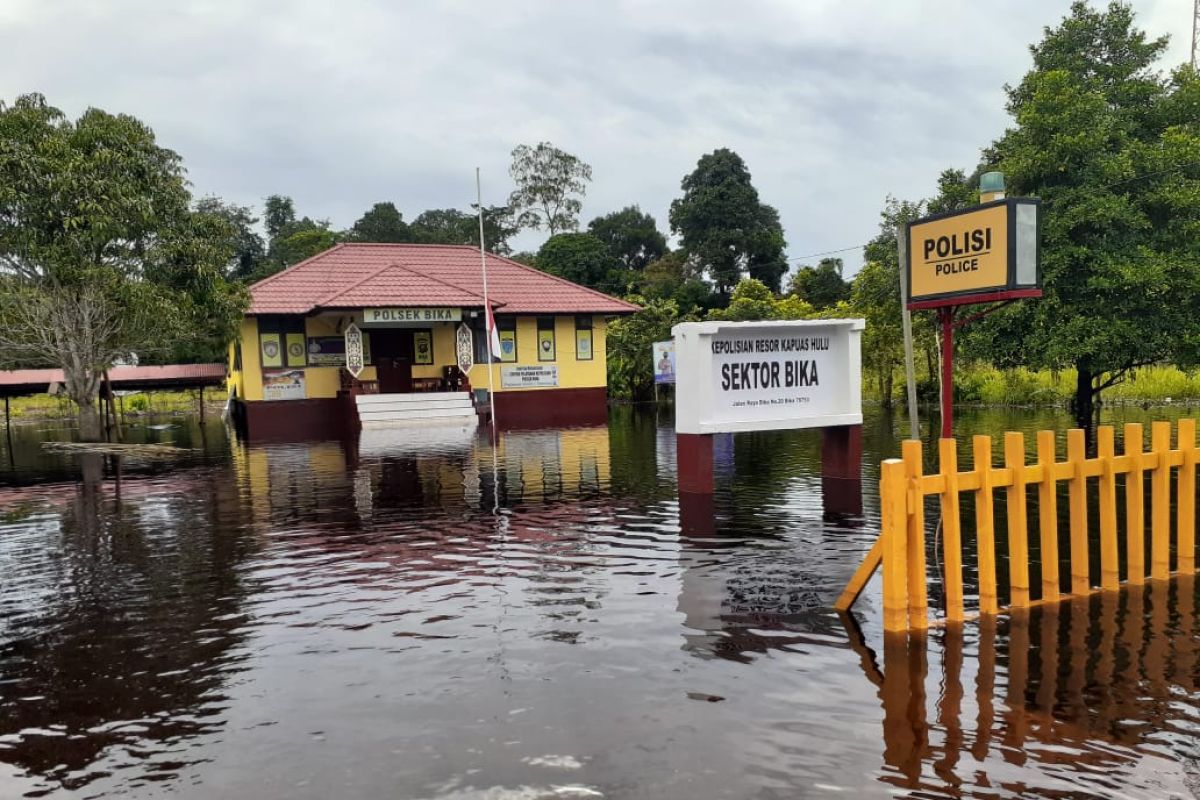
[247,242,349,292]
[315,260,400,306]
[485,250,641,312]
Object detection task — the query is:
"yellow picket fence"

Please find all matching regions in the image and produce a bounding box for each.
[836,420,1199,631]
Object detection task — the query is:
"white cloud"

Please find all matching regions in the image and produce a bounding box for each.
[0,0,1192,272]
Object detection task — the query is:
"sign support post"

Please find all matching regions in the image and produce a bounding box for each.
[896,225,920,441]
[938,307,955,438]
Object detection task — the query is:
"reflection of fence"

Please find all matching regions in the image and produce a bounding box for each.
[837,420,1198,631]
[841,577,1199,795]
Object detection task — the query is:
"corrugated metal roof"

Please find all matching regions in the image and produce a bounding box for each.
[0,364,226,388]
[248,243,641,315]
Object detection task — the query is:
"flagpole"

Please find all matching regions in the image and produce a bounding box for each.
[476,167,498,437]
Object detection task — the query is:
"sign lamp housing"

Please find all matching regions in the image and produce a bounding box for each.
[906,197,1041,310]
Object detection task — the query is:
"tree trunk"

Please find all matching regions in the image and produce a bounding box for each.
[1072,365,1095,430]
[78,401,103,442]
[881,366,895,411]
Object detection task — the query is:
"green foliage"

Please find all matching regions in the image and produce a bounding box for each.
[606,296,696,401]
[508,142,592,235]
[255,194,340,278]
[968,1,1200,414]
[0,93,246,437]
[707,278,817,322]
[535,233,621,292]
[409,206,517,254]
[587,206,667,273]
[668,148,787,294]
[788,257,850,309]
[194,196,265,280]
[637,251,714,311]
[348,201,412,243]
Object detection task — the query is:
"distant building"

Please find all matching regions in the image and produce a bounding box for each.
[227,243,638,440]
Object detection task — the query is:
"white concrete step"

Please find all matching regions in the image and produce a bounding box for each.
[358,406,477,422]
[356,392,469,406]
[356,398,474,414]
[360,413,479,430]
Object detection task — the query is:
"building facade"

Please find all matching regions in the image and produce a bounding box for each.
[227,243,639,440]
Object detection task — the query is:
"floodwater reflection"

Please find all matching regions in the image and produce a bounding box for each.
[0,407,1197,798]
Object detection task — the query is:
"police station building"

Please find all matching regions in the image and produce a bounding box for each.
[226,243,639,440]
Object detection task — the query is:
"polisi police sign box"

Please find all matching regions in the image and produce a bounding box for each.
[672,319,864,435]
[906,197,1041,309]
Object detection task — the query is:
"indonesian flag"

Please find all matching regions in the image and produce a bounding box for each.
[485,304,502,361]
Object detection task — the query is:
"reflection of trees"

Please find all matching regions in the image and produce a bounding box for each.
[849,578,1200,797]
[0,460,254,794]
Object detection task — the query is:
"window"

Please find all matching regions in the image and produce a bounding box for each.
[575,315,593,361]
[537,317,556,362]
[497,316,517,363]
[258,316,306,369]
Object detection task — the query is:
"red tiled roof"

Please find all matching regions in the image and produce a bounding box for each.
[248,243,641,316]
[0,364,225,389]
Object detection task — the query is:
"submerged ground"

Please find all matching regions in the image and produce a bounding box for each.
[0,406,1197,799]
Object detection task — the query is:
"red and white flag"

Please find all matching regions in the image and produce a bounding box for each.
[485,304,502,361]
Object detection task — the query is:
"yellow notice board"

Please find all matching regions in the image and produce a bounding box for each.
[906,198,1040,308]
[285,333,307,367]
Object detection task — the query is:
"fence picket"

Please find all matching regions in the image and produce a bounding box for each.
[1067,429,1090,595]
[1179,419,1196,573]
[1004,432,1031,607]
[1151,422,1171,580]
[940,438,964,623]
[973,436,998,615]
[880,459,909,632]
[1097,426,1119,590]
[1125,424,1146,585]
[1036,431,1060,601]
[903,440,928,629]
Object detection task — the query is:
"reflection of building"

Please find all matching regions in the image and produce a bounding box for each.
[226,244,637,440]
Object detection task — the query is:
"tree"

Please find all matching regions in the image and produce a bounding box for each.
[194,196,265,280]
[606,297,695,401]
[508,142,592,235]
[256,195,340,278]
[968,1,1200,422]
[707,277,817,322]
[409,206,518,255]
[535,233,621,292]
[348,201,412,243]
[788,257,850,309]
[668,148,787,295]
[0,94,246,440]
[587,206,668,273]
[263,195,296,241]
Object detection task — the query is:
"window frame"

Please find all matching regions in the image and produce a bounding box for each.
[537,316,556,362]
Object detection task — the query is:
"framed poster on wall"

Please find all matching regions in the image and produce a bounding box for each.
[414,330,433,365]
[260,332,283,368]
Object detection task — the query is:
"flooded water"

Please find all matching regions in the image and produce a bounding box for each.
[0,406,1198,799]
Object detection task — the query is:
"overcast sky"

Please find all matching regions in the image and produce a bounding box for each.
[0,0,1193,274]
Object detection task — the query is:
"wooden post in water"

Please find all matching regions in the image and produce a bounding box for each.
[1067,429,1090,595]
[1150,421,1172,580]
[1178,419,1197,573]
[198,386,206,423]
[1036,431,1060,602]
[973,435,998,615]
[903,440,928,628]
[939,439,963,623]
[1125,423,1146,584]
[1004,432,1030,607]
[880,459,910,632]
[1097,426,1120,591]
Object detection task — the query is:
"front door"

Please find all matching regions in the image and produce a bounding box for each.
[373,330,414,393]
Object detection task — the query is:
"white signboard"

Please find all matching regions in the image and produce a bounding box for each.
[363,307,462,326]
[456,323,475,374]
[262,368,307,401]
[344,323,364,378]
[672,319,864,435]
[501,365,559,388]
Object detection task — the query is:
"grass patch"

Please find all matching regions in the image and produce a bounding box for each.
[6,390,223,421]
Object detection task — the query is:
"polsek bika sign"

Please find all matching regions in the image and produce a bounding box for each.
[906,197,1041,309]
[672,319,864,435]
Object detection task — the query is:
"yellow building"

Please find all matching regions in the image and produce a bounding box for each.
[227,243,638,440]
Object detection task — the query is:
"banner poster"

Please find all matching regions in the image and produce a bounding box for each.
[652,340,676,384]
[260,333,283,368]
[498,328,517,362]
[575,328,593,360]
[414,330,433,365]
[286,333,307,367]
[262,368,306,401]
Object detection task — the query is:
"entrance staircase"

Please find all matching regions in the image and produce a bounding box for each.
[355,392,478,429]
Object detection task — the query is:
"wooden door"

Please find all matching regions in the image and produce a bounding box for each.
[375,331,414,393]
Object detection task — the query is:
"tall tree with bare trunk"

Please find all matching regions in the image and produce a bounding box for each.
[0,94,245,440]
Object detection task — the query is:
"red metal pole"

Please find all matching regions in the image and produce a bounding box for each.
[940,307,955,438]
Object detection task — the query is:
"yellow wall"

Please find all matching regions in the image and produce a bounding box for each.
[229,313,608,403]
[473,315,607,393]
